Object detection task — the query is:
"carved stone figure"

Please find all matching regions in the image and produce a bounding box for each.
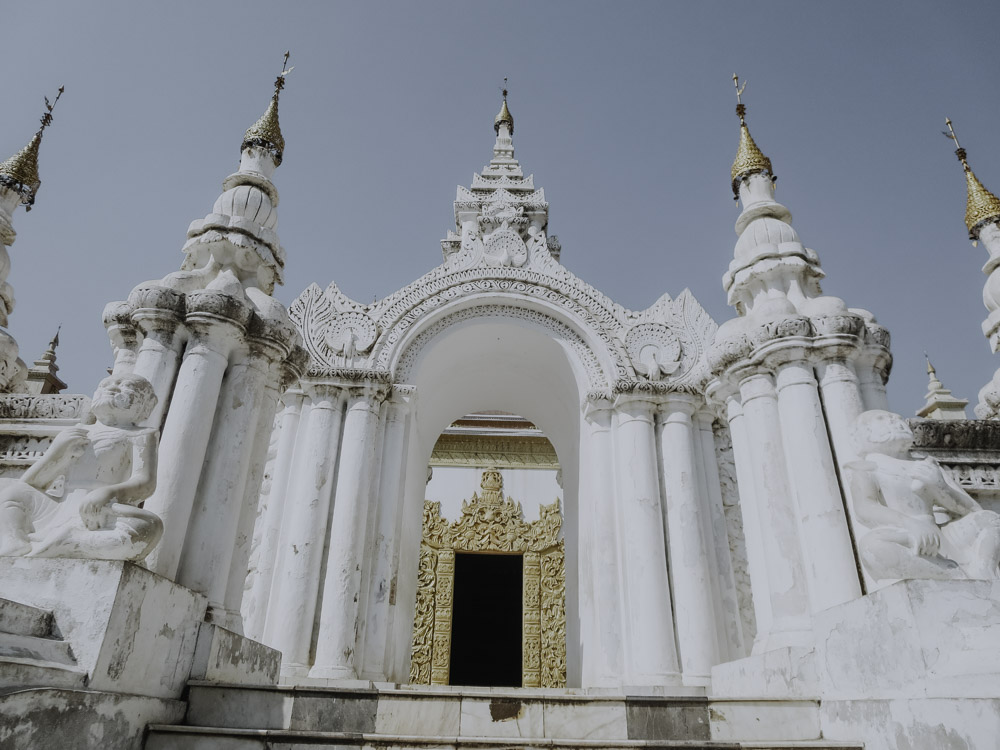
[0,373,161,560]
[847,409,1000,580]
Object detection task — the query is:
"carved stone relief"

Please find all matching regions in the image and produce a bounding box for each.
[409,469,566,688]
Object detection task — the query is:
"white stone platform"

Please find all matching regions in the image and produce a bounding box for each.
[0,558,281,750]
[145,681,857,749]
[712,579,1000,750]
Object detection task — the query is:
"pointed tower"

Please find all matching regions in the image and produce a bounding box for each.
[0,87,63,393]
[942,120,1000,418]
[102,55,307,632]
[916,357,968,420]
[24,327,67,394]
[440,82,557,265]
[706,76,891,662]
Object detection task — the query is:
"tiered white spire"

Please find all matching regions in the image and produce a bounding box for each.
[441,84,557,263]
[917,356,968,420]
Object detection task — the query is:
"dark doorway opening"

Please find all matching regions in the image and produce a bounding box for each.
[449,552,523,687]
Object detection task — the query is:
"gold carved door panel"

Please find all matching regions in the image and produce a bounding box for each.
[409,469,567,688]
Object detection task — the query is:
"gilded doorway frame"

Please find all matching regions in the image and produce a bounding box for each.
[409,469,566,688]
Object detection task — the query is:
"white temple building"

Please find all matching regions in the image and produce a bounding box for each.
[2,69,1000,750]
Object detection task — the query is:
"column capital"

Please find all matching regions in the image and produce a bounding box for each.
[738,370,777,403]
[760,340,812,369]
[655,391,701,417]
[345,382,390,406]
[302,381,346,405]
[612,392,658,418]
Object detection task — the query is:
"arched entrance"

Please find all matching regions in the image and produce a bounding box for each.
[390,309,594,687]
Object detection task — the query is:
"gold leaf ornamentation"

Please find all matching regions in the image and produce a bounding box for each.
[409,469,566,688]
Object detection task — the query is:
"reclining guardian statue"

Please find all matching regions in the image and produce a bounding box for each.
[848,409,1000,581]
[0,373,162,560]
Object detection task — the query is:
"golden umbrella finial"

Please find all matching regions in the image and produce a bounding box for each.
[242,52,293,166]
[494,76,514,136]
[0,85,65,211]
[730,74,772,199]
[944,118,1000,241]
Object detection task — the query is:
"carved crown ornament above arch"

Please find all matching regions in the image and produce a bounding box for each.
[288,259,719,396]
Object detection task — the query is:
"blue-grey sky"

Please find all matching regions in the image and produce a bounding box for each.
[4,1,1000,415]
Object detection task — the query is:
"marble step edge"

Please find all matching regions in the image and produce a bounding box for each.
[147,726,862,749]
[189,681,719,703]
[0,657,89,693]
[0,598,53,638]
[0,631,77,665]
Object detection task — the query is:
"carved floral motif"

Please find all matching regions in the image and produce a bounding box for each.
[0,393,88,420]
[409,469,566,688]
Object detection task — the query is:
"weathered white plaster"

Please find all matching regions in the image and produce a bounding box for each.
[0,558,206,699]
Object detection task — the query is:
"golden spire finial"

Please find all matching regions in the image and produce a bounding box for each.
[944,118,1000,240]
[0,86,65,211]
[730,74,773,199]
[242,52,292,166]
[494,77,514,136]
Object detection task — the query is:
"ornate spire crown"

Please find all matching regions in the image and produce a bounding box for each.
[944,118,1000,241]
[494,79,514,136]
[730,74,773,199]
[0,86,64,211]
[242,52,292,166]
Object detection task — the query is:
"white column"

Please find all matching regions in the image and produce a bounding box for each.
[243,389,305,641]
[693,409,745,661]
[856,349,890,411]
[266,386,344,674]
[311,386,385,679]
[580,401,624,686]
[657,394,719,685]
[613,395,681,685]
[772,355,861,612]
[103,302,140,376]
[737,371,812,650]
[725,394,773,651]
[816,355,872,591]
[144,306,244,580]
[225,358,285,632]
[128,286,188,428]
[177,340,276,613]
[359,391,411,679]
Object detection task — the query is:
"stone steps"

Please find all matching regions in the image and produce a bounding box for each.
[0,597,54,638]
[145,725,864,750]
[145,682,858,749]
[0,596,86,692]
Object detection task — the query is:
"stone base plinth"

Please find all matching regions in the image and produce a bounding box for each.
[710,646,819,699]
[812,578,1000,700]
[190,622,280,687]
[821,697,1000,750]
[0,557,207,700]
[711,580,1000,749]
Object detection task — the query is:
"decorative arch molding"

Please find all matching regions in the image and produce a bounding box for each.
[370,269,634,380]
[289,262,719,395]
[392,299,609,393]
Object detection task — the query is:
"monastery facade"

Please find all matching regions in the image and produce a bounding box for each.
[1,69,1000,750]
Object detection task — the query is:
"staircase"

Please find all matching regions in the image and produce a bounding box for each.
[146,682,863,749]
[0,596,86,692]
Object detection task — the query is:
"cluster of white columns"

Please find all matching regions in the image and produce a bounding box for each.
[103,284,305,631]
[707,326,891,653]
[247,379,412,681]
[579,390,743,688]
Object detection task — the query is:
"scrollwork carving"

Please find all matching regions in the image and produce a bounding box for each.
[410,469,566,688]
[0,394,89,420]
